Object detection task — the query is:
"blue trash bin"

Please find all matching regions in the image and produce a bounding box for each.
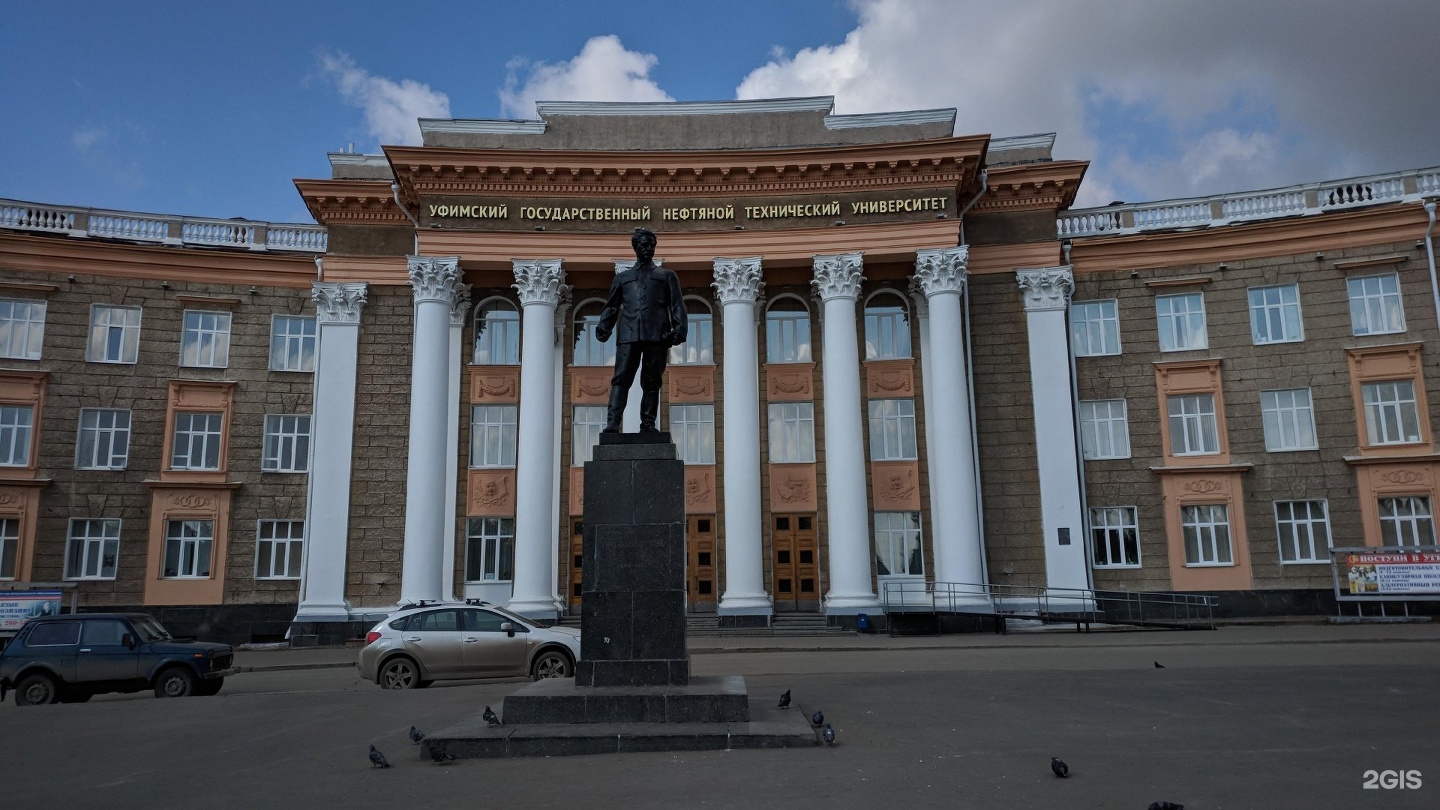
[856,613,869,631]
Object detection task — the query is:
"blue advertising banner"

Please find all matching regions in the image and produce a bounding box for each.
[0,591,63,632]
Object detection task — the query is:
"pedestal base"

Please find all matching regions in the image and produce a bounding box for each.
[505,674,747,724]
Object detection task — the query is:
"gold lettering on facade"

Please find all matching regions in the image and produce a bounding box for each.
[428,195,949,224]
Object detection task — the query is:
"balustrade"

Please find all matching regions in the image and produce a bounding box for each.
[0,197,326,253]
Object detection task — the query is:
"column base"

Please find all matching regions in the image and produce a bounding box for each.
[717,594,773,615]
[293,603,352,622]
[507,597,562,622]
[822,595,884,615]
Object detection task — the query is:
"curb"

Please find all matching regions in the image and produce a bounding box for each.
[238,662,357,674]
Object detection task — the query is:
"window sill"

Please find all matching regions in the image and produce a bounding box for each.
[1083,455,1132,461]
[255,576,301,581]
[1093,564,1143,570]
[1073,351,1122,359]
[1182,562,1236,568]
[261,469,308,475]
[86,359,140,365]
[464,580,514,586]
[1252,337,1305,347]
[268,368,315,374]
[64,576,117,582]
[1278,559,1330,566]
[1264,446,1321,454]
[74,466,130,472]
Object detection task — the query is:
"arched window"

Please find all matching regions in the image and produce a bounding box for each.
[473,298,520,365]
[765,296,811,364]
[864,292,911,360]
[573,301,615,367]
[669,297,714,365]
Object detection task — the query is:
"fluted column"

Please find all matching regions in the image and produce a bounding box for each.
[913,247,986,605]
[550,287,573,611]
[297,281,368,620]
[713,257,771,616]
[401,257,462,605]
[813,253,881,613]
[509,259,566,618]
[442,286,471,601]
[1017,266,1089,594]
[907,278,939,573]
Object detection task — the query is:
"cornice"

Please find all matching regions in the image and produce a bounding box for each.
[293,179,412,227]
[973,160,1089,213]
[0,232,316,288]
[536,97,837,117]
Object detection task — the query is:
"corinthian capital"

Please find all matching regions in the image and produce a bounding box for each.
[312,282,368,325]
[906,276,930,320]
[913,245,970,297]
[512,259,566,306]
[712,257,764,305]
[1016,266,1075,312]
[811,252,865,302]
[449,284,473,327]
[407,256,462,304]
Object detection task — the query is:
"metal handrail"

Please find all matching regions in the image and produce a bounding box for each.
[880,580,1217,633]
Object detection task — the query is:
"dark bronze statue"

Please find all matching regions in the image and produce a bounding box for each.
[595,228,687,433]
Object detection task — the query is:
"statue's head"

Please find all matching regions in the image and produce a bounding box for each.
[631,228,657,262]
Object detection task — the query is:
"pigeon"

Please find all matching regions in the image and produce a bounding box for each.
[483,705,504,727]
[778,690,791,709]
[1154,661,1165,669]
[1147,803,1184,810]
[811,710,824,727]
[429,748,457,765]
[368,745,390,768]
[1051,757,1069,778]
[821,724,835,746]
[408,726,425,744]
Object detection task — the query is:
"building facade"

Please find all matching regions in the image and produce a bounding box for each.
[1,97,1437,642]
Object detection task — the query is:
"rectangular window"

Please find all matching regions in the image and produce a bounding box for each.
[1361,380,1422,445]
[262,414,311,473]
[0,517,17,579]
[1070,299,1121,357]
[1274,501,1330,563]
[867,398,917,461]
[670,403,716,465]
[670,312,714,365]
[465,517,515,582]
[0,404,35,467]
[65,519,120,580]
[873,511,923,576]
[767,401,816,463]
[470,405,518,468]
[87,305,142,364]
[573,314,615,367]
[1155,292,1207,352]
[76,408,132,470]
[269,315,317,372]
[0,298,46,360]
[1167,393,1219,455]
[170,412,223,470]
[1089,506,1140,568]
[1260,389,1318,452]
[162,519,213,578]
[1078,399,1130,460]
[864,307,911,360]
[766,311,812,364]
[1248,284,1304,344]
[572,405,606,466]
[1181,504,1233,566]
[1347,273,1405,336]
[255,520,304,579]
[1379,497,1435,547]
[180,310,232,368]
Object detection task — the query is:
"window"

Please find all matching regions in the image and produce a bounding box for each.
[874,511,923,576]
[263,415,311,473]
[76,408,132,470]
[414,609,461,632]
[867,399,917,461]
[1361,380,1422,446]
[470,405,518,468]
[670,301,714,365]
[163,519,213,578]
[81,619,129,646]
[1348,273,1405,336]
[767,402,816,463]
[670,404,716,464]
[1248,284,1304,344]
[465,517,515,582]
[65,519,120,579]
[573,306,614,367]
[1078,399,1130,460]
[766,298,811,363]
[572,405,606,465]
[87,305,142,363]
[1089,506,1140,568]
[0,517,17,578]
[269,315,317,372]
[171,412,223,470]
[1070,299,1120,357]
[473,299,521,365]
[1167,394,1219,456]
[864,295,911,360]
[256,520,304,579]
[1274,501,1330,563]
[1260,389,1318,452]
[1181,504,1233,565]
[26,621,80,646]
[1155,293,1207,352]
[1379,497,1435,547]
[0,404,34,466]
[180,310,232,368]
[0,298,46,360]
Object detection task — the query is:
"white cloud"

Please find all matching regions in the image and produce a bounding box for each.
[70,121,147,190]
[318,50,450,146]
[72,126,106,151]
[499,35,673,119]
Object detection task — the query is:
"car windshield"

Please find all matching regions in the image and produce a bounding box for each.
[131,617,172,643]
[483,605,535,628]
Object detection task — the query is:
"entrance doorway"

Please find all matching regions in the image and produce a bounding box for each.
[687,515,717,612]
[772,513,818,611]
[568,520,584,610]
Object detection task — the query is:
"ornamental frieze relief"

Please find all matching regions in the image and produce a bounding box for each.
[571,367,613,405]
[668,368,715,403]
[769,464,818,512]
[684,467,717,514]
[468,471,516,517]
[865,360,915,398]
[766,364,815,401]
[469,368,520,404]
[1181,479,1225,495]
[872,464,920,511]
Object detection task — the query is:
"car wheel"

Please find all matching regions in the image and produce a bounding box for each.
[14,673,60,706]
[378,656,420,689]
[194,678,224,697]
[153,667,198,698]
[531,648,573,680]
[58,688,93,704]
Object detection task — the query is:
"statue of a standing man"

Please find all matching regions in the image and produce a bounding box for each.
[595,228,687,433]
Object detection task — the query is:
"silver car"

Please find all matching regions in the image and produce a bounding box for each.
[358,602,580,689]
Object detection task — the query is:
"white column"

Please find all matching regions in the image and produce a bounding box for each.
[713,257,771,615]
[907,278,939,556]
[400,257,463,605]
[1016,266,1089,595]
[913,247,986,606]
[508,259,566,618]
[813,253,881,613]
[550,287,572,611]
[296,282,368,620]
[442,286,471,602]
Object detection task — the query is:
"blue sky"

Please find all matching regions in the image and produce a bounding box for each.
[3,1,1436,224]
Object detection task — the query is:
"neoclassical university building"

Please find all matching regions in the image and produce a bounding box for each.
[2,98,1437,641]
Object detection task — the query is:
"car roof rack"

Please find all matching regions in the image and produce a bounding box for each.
[397,599,441,610]
[463,598,492,606]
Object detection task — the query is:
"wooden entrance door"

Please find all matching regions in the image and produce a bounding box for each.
[772,514,818,611]
[568,520,584,610]
[687,515,717,612]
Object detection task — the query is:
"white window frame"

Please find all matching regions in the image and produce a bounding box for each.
[1347,273,1405,336]
[765,301,812,364]
[1248,284,1304,345]
[0,517,18,579]
[573,309,615,367]
[180,309,232,369]
[1089,506,1141,568]
[1155,292,1208,352]
[170,412,223,471]
[465,517,515,583]
[255,520,304,580]
[0,298,46,360]
[269,315,317,372]
[262,414,311,473]
[0,404,35,467]
[469,405,518,468]
[1078,399,1131,460]
[1379,497,1435,547]
[87,304,142,364]
[669,403,716,465]
[75,408,132,470]
[1181,504,1234,566]
[572,405,606,466]
[863,298,911,360]
[473,298,521,365]
[1070,299,1121,357]
[670,306,714,365]
[1273,500,1331,564]
[65,518,121,580]
[162,519,213,579]
[1167,393,1220,456]
[767,401,816,463]
[1361,380,1422,446]
[867,398,918,461]
[873,511,924,577]
[1260,388,1318,452]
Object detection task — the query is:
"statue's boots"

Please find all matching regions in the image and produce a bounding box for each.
[639,389,661,432]
[602,385,626,433]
